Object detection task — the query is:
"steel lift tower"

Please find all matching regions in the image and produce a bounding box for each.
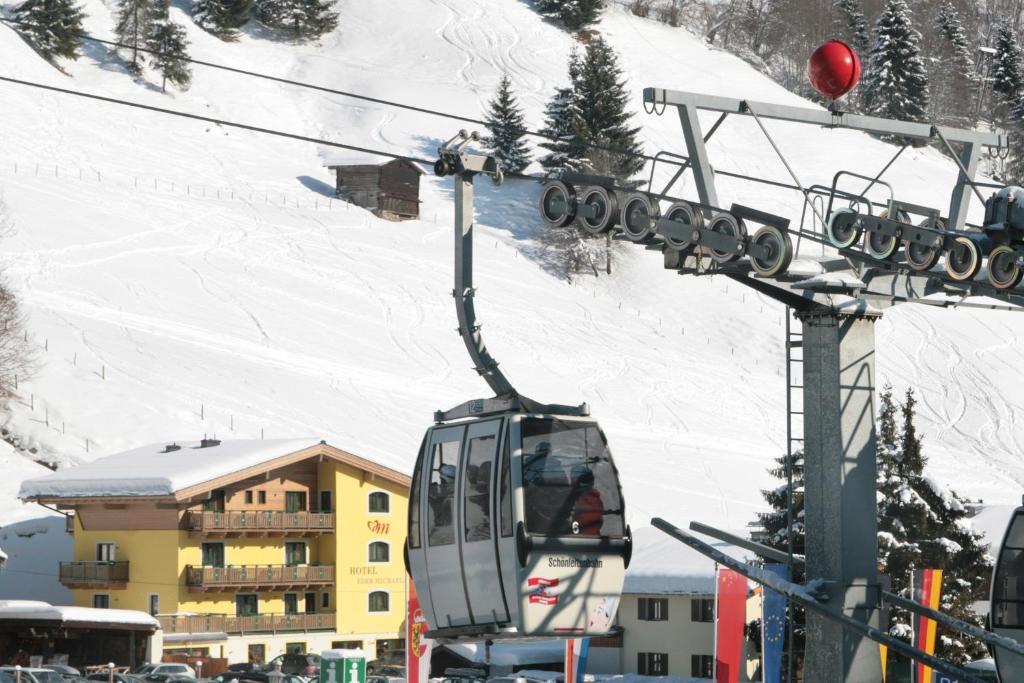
[638,88,1006,682]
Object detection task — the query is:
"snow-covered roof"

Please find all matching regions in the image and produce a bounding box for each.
[624,526,749,595]
[19,439,322,499]
[0,600,159,629]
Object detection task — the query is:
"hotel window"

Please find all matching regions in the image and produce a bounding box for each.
[244,491,253,504]
[258,490,266,504]
[285,542,307,566]
[247,645,265,665]
[236,594,258,616]
[284,593,299,615]
[368,541,390,563]
[691,655,714,678]
[638,597,668,621]
[691,597,715,623]
[203,489,225,512]
[368,591,389,613]
[285,491,307,513]
[369,491,390,513]
[637,653,668,676]
[319,490,332,512]
[96,542,116,562]
[321,592,330,609]
[304,592,316,614]
[201,542,225,568]
[149,594,160,616]
[93,594,110,609]
[285,642,305,654]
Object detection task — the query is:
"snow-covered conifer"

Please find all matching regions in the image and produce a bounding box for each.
[538,87,577,173]
[255,0,336,40]
[534,0,603,31]
[115,0,157,73]
[928,1,976,128]
[11,0,86,61]
[834,0,870,57]
[863,0,930,123]
[193,0,252,39]
[483,74,531,174]
[992,25,1024,128]
[148,20,191,91]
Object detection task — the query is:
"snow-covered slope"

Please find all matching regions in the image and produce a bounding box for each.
[1,0,1023,598]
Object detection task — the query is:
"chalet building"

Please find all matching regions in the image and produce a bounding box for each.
[19,439,410,664]
[598,527,760,680]
[326,159,423,221]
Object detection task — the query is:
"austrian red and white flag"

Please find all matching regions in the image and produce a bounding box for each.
[715,567,747,683]
[406,579,432,683]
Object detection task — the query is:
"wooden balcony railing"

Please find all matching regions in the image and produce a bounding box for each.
[184,564,335,592]
[59,561,129,588]
[184,511,335,536]
[158,612,336,635]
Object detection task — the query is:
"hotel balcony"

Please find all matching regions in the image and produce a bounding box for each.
[158,611,336,635]
[59,561,129,589]
[184,510,335,537]
[184,564,335,592]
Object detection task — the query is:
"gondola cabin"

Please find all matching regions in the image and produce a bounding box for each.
[992,505,1024,681]
[406,411,630,641]
[326,159,423,221]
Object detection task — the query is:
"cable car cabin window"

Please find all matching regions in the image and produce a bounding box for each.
[428,438,460,546]
[521,418,624,538]
[499,432,512,538]
[409,437,426,549]
[994,513,1024,627]
[464,434,496,542]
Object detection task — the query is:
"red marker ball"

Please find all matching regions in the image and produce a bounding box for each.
[807,40,862,100]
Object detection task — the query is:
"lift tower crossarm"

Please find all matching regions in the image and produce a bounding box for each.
[435,131,588,422]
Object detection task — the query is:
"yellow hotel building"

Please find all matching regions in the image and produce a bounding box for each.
[19,438,410,663]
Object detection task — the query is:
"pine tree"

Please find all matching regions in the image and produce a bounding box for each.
[992,25,1024,129]
[115,0,156,73]
[928,1,976,128]
[538,87,577,173]
[534,0,604,31]
[483,74,531,174]
[255,0,337,40]
[571,37,644,178]
[148,20,191,91]
[862,0,930,124]
[193,0,253,39]
[876,386,991,665]
[11,0,86,61]
[833,0,870,57]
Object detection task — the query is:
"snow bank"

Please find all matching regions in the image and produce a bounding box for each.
[0,599,159,627]
[19,438,320,498]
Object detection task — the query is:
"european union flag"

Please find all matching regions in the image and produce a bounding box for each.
[762,563,790,683]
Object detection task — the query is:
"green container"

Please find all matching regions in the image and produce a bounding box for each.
[319,650,366,683]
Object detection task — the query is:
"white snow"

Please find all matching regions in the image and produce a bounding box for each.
[0,599,159,627]
[0,0,1021,600]
[18,438,321,498]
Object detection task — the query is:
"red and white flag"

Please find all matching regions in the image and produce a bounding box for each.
[715,568,747,683]
[406,579,432,683]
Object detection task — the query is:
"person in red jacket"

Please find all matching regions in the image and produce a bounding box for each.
[571,466,604,536]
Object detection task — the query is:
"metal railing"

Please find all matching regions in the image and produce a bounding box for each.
[158,611,336,635]
[59,561,129,584]
[185,510,335,533]
[184,564,335,588]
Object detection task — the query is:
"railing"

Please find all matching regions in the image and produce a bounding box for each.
[184,564,335,589]
[158,612,336,635]
[59,561,129,585]
[185,510,335,533]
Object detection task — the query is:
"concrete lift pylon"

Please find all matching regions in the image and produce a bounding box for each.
[641,88,1010,683]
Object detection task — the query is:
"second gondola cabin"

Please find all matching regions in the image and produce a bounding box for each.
[991,505,1024,681]
[406,410,630,641]
[326,159,423,221]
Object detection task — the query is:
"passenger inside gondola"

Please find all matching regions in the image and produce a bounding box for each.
[521,418,624,539]
[428,443,458,546]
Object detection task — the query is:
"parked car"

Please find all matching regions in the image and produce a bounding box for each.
[43,667,81,681]
[263,655,319,678]
[85,672,147,683]
[0,671,14,683]
[211,672,307,683]
[223,667,259,675]
[134,666,195,680]
[0,668,67,683]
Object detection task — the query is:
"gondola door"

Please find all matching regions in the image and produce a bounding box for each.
[993,508,1024,682]
[458,418,510,626]
[422,425,469,627]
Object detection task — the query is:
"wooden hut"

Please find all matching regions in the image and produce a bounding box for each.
[326,159,423,221]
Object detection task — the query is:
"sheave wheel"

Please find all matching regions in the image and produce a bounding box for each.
[749,225,794,278]
[708,213,748,263]
[864,209,902,260]
[662,201,703,251]
[904,218,943,272]
[987,245,1024,290]
[620,192,661,242]
[825,207,861,249]
[576,186,619,235]
[945,236,982,281]
[539,181,576,228]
